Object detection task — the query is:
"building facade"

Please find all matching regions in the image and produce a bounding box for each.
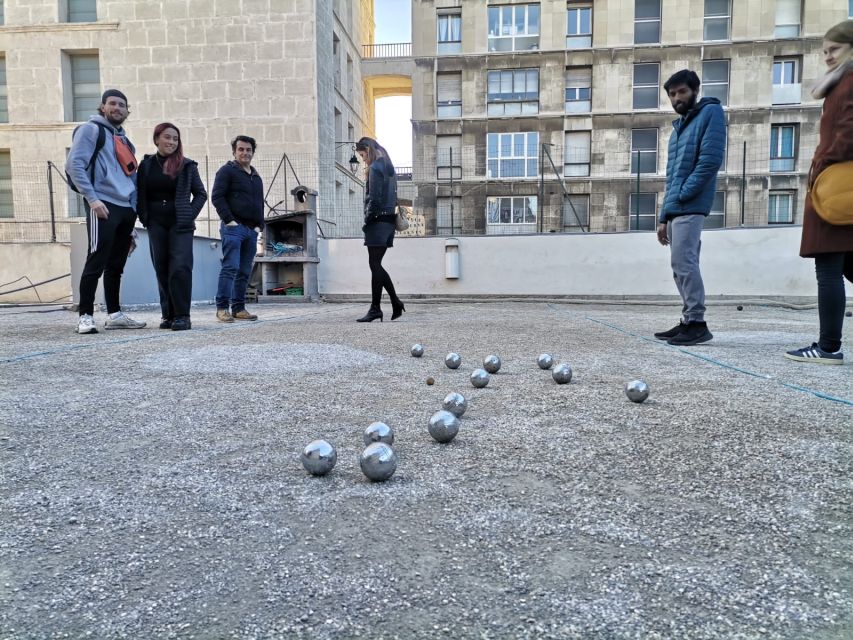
[410,0,851,235]
[0,0,374,242]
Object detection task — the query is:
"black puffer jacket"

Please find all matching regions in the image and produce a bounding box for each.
[137,155,207,231]
[364,157,397,224]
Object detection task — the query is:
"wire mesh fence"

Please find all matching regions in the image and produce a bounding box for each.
[0,138,814,243]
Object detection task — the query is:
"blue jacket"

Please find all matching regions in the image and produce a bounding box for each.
[67,116,137,210]
[660,97,726,222]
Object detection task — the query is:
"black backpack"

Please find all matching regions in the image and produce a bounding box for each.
[66,122,108,194]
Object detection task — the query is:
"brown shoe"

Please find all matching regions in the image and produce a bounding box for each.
[232,309,258,321]
[216,309,235,323]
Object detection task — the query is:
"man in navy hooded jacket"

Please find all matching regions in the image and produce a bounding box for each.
[654,69,726,346]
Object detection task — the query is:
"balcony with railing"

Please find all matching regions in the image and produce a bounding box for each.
[362,43,411,59]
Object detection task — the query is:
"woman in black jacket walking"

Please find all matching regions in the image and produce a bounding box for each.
[137,123,207,331]
[355,136,405,322]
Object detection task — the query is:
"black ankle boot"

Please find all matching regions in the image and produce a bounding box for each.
[391,300,406,321]
[356,306,383,323]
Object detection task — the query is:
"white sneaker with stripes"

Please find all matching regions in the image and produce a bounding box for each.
[76,314,98,334]
[104,312,146,330]
[784,343,843,365]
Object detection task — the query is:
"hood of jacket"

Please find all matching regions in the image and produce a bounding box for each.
[673,96,721,131]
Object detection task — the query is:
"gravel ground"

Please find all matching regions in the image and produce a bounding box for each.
[0,301,851,640]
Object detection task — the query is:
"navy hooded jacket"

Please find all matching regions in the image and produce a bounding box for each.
[660,97,726,222]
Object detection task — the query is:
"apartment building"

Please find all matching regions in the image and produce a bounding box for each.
[0,0,373,242]
[411,0,850,234]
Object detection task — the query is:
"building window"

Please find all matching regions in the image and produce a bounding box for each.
[563,194,589,230]
[487,68,539,116]
[332,34,341,89]
[770,124,797,172]
[437,196,462,234]
[628,193,657,230]
[772,57,801,104]
[768,191,795,224]
[437,12,462,55]
[486,195,537,225]
[0,1,5,26]
[67,53,100,122]
[702,59,729,106]
[436,72,462,118]
[488,4,540,52]
[704,0,730,41]
[775,0,801,38]
[0,58,7,123]
[566,3,592,48]
[346,55,353,99]
[486,132,539,179]
[634,0,661,45]
[66,0,97,22]
[633,63,659,110]
[564,131,590,177]
[565,67,592,113]
[631,128,658,174]
[705,191,725,228]
[437,135,462,179]
[0,150,11,218]
[850,0,853,18]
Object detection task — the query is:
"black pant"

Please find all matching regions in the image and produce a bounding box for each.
[367,246,399,308]
[78,202,137,316]
[815,252,850,353]
[148,219,194,319]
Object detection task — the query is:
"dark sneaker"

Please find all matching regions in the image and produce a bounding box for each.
[784,343,843,365]
[667,322,713,346]
[654,321,686,340]
[171,317,191,331]
[159,318,173,329]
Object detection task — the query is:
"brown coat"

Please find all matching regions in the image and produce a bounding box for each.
[800,68,853,258]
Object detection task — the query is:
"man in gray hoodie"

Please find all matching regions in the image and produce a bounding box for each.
[67,89,145,334]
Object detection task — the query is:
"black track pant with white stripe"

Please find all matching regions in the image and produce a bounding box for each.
[78,202,137,317]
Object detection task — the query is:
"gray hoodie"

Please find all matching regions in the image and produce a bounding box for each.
[67,115,137,210]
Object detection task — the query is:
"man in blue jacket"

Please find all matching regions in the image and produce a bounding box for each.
[67,89,146,334]
[212,135,264,322]
[655,70,726,346]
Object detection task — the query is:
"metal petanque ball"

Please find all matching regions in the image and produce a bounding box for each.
[445,352,462,369]
[625,380,650,403]
[411,344,424,358]
[470,368,490,388]
[363,421,394,446]
[359,442,397,482]
[737,305,744,311]
[442,391,468,418]
[537,353,554,370]
[552,363,573,384]
[428,410,460,443]
[300,440,337,476]
[483,354,502,374]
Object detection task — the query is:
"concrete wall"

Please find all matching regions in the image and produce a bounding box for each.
[318,226,849,299]
[0,243,72,303]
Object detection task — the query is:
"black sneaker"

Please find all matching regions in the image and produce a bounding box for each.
[667,321,713,346]
[654,321,686,340]
[784,343,843,365]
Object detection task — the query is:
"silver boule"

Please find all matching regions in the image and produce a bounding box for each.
[428,410,460,443]
[411,344,424,357]
[445,352,462,369]
[359,442,397,481]
[625,379,650,403]
[300,439,337,476]
[537,353,554,369]
[552,363,573,384]
[483,354,502,374]
[470,368,490,388]
[442,391,467,418]
[363,421,394,446]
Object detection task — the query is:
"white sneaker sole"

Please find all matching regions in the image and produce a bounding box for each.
[104,323,146,330]
[783,353,843,365]
[76,327,98,334]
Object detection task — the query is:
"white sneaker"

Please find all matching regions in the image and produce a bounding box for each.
[104,312,147,330]
[76,314,98,334]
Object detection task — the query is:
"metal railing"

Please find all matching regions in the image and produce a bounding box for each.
[362,42,412,59]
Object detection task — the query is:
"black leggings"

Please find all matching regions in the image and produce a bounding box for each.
[367,246,399,308]
[815,252,849,353]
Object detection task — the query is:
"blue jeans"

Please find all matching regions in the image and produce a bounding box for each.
[667,214,706,323]
[216,222,257,312]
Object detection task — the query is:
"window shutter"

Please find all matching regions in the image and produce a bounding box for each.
[565,67,591,87]
[775,0,800,25]
[437,73,462,103]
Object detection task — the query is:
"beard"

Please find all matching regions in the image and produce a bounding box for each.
[674,94,697,115]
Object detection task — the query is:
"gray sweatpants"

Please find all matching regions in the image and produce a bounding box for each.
[667,214,706,323]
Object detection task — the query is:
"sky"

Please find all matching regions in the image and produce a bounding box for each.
[372,0,413,166]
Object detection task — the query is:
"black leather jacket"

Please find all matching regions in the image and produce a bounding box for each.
[364,157,397,224]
